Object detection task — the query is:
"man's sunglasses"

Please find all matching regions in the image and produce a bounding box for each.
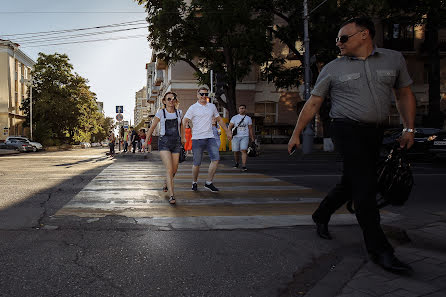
[199,92,209,97]
[335,30,364,44]
[166,97,176,101]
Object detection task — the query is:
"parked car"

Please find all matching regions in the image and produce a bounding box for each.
[5,136,43,152]
[0,139,34,152]
[426,130,446,158]
[381,127,441,158]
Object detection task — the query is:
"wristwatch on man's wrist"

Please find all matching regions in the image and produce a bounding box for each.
[402,128,415,133]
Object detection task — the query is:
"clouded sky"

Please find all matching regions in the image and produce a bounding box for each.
[0,0,151,123]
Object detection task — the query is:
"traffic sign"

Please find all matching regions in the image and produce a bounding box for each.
[116,106,123,113]
[116,113,124,121]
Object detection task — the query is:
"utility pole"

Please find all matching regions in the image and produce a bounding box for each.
[301,0,314,154]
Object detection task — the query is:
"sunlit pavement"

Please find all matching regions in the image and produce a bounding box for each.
[48,151,399,230]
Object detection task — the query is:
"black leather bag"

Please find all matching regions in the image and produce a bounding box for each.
[347,144,413,213]
[376,145,413,208]
[247,142,257,157]
[179,145,186,163]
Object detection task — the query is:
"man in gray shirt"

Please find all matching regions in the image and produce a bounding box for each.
[288,17,416,273]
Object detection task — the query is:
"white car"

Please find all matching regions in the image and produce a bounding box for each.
[5,136,43,152]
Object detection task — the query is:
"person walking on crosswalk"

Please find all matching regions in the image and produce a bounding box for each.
[182,87,232,192]
[145,92,184,205]
[228,104,255,172]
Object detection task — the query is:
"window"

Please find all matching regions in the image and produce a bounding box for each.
[255,101,277,124]
[383,23,415,51]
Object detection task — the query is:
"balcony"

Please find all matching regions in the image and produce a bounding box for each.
[154,70,164,86]
[383,38,415,52]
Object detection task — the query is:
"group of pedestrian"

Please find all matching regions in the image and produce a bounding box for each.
[140,16,416,275]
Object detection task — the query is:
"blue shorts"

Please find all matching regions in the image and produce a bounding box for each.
[192,138,220,166]
[158,136,182,153]
[231,136,249,151]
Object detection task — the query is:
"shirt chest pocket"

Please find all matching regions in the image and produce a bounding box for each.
[338,72,361,89]
[377,70,396,86]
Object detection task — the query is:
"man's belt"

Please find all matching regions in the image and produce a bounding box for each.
[331,118,385,128]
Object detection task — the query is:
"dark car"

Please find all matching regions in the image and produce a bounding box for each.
[426,130,446,158]
[381,127,441,158]
[0,139,34,152]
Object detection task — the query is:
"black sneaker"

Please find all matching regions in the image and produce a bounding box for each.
[204,183,219,192]
[233,163,239,168]
[241,167,247,172]
[191,183,198,191]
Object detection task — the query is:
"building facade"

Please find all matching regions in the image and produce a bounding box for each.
[0,40,35,141]
[133,86,148,127]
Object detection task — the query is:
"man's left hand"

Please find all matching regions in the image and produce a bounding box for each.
[399,132,414,149]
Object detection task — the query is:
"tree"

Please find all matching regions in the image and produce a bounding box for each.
[258,0,377,90]
[22,53,103,145]
[136,0,274,118]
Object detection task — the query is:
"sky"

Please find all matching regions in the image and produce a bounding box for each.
[0,0,151,123]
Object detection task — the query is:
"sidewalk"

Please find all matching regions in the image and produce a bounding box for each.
[305,219,446,297]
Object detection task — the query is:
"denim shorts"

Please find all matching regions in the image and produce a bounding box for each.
[158,135,182,153]
[192,138,220,166]
[231,136,249,151]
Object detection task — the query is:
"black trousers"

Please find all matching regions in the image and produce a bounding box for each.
[312,120,393,255]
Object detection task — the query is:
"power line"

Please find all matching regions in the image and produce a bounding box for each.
[19,34,148,48]
[0,11,146,14]
[1,20,146,37]
[14,26,148,44]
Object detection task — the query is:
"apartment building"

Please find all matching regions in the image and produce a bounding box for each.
[134,86,148,127]
[0,40,35,141]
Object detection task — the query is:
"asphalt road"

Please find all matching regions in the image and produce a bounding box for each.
[0,148,445,296]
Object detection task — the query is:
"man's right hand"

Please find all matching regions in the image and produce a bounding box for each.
[288,135,301,154]
[181,137,186,145]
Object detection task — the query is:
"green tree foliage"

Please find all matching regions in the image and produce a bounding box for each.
[136,0,274,117]
[22,53,107,145]
[258,0,376,90]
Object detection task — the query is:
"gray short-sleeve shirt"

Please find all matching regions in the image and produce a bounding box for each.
[311,48,413,123]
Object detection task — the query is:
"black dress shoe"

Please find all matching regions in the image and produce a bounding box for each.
[315,222,332,240]
[371,252,413,274]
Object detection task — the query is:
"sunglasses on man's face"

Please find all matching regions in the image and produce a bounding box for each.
[335,30,364,44]
[199,92,209,97]
[166,97,176,101]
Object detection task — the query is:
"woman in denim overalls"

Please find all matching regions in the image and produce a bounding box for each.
[145,92,183,205]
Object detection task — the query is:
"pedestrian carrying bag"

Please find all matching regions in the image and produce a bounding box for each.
[346,144,414,213]
[231,115,247,137]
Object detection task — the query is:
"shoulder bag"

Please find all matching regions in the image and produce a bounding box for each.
[232,115,247,137]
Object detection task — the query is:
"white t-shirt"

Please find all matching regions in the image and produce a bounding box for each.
[230,114,252,137]
[155,109,182,136]
[184,102,220,140]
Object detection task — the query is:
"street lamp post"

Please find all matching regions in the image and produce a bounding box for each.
[301,0,314,154]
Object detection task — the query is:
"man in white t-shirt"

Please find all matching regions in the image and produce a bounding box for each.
[228,104,254,171]
[182,87,232,192]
